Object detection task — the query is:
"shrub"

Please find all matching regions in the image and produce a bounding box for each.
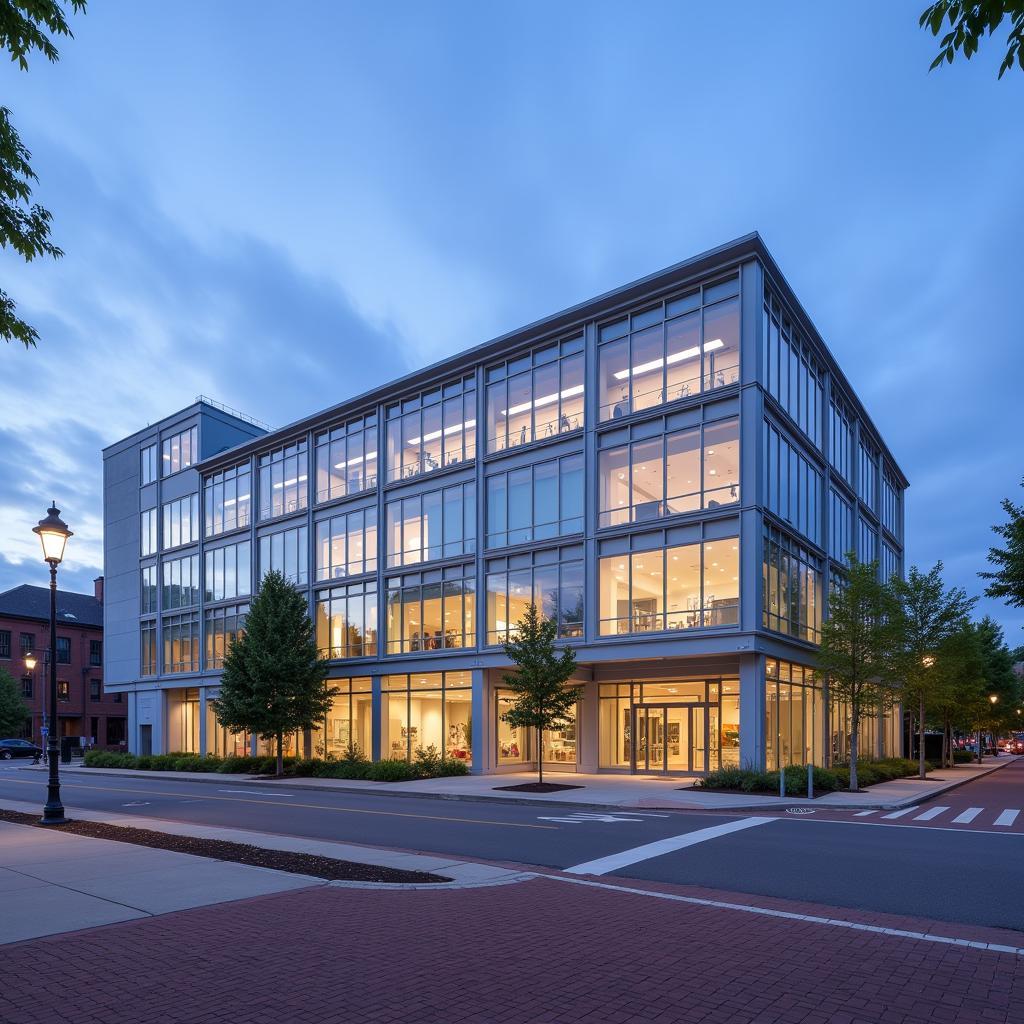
[365,759,418,782]
[412,744,443,778]
[699,763,840,795]
[438,757,470,777]
[953,750,976,764]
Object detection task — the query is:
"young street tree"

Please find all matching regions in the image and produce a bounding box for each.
[1,0,86,347]
[890,562,975,778]
[815,557,898,791]
[213,570,334,777]
[0,667,29,737]
[980,478,1024,614]
[920,1,1024,78]
[500,602,581,788]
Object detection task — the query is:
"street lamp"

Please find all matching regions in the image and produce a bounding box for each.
[32,503,72,825]
[23,653,39,763]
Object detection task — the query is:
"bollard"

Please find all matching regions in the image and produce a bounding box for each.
[807,763,813,800]
[780,764,786,798]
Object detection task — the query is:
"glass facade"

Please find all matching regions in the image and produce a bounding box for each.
[829,399,853,482]
[486,335,584,453]
[162,554,200,610]
[141,508,157,557]
[386,375,476,482]
[204,603,248,670]
[382,672,472,762]
[316,511,375,580]
[486,548,584,644]
[140,620,156,676]
[762,291,823,447]
[141,444,157,485]
[312,678,373,758]
[599,279,739,422]
[205,540,252,602]
[259,525,309,586]
[762,526,822,642]
[764,659,823,770]
[204,463,252,536]
[163,494,200,550]
[315,415,378,503]
[141,564,157,614]
[259,440,308,520]
[315,580,378,659]
[828,488,852,563]
[486,454,583,548]
[162,611,199,674]
[599,538,739,636]
[858,519,877,564]
[162,426,197,476]
[763,420,821,545]
[386,483,474,566]
[858,441,877,511]
[600,420,738,530]
[881,470,900,537]
[385,566,475,653]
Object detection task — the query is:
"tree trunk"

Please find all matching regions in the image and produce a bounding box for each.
[276,731,284,777]
[537,726,544,787]
[918,697,927,779]
[849,724,859,792]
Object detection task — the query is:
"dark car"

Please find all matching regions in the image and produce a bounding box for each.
[0,738,43,759]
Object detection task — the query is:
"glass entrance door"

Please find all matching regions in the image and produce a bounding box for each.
[633,704,711,774]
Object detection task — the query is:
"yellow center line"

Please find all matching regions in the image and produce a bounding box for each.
[0,777,557,830]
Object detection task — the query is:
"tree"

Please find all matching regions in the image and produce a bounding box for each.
[980,479,1024,616]
[920,2,1024,77]
[1,0,85,348]
[500,603,582,788]
[815,557,899,791]
[0,667,30,736]
[928,623,986,767]
[890,562,975,778]
[213,571,335,776]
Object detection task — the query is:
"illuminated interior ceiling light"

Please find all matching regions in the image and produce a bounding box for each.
[613,340,724,381]
[333,451,378,470]
[272,474,309,490]
[408,421,476,445]
[502,384,585,417]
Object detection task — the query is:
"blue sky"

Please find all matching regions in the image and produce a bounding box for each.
[1,1,1022,637]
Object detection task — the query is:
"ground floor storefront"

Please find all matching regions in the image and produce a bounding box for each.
[125,651,901,773]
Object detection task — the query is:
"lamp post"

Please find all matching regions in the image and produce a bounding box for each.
[24,653,39,763]
[33,503,72,825]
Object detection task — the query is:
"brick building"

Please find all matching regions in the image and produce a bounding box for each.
[0,578,127,748]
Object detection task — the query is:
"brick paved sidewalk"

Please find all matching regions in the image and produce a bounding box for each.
[3,874,1021,1024]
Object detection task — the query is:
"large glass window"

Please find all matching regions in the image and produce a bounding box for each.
[259,440,308,520]
[858,519,877,564]
[385,376,476,483]
[762,292,823,448]
[162,426,198,476]
[386,482,474,566]
[259,525,309,586]
[204,603,248,670]
[763,421,821,545]
[600,419,738,529]
[382,672,472,763]
[140,620,157,676]
[141,444,157,485]
[205,541,252,602]
[141,508,158,556]
[162,554,200,610]
[316,510,375,580]
[858,441,877,511]
[486,454,583,548]
[162,494,200,549]
[486,552,584,644]
[764,659,823,770]
[881,470,901,538]
[141,565,157,614]
[315,580,378,659]
[598,279,739,423]
[828,488,852,563]
[312,678,373,759]
[162,612,199,673]
[881,541,900,583]
[315,415,378,503]
[762,526,822,642]
[385,566,475,653]
[486,335,584,453]
[204,463,252,536]
[599,537,739,636]
[829,400,853,481]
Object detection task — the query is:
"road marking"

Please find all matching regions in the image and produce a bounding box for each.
[218,789,296,796]
[994,809,1020,827]
[0,778,557,830]
[952,807,983,824]
[547,875,1024,958]
[538,812,646,824]
[854,810,876,817]
[914,806,948,821]
[881,808,915,819]
[785,817,1024,838]
[121,801,150,807]
[565,817,774,876]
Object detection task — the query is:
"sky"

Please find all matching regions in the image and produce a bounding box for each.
[1,1,1022,638]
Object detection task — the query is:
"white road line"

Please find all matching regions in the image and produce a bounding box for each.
[565,816,775,876]
[217,789,295,797]
[881,808,915,819]
[854,810,877,817]
[914,806,949,821]
[995,809,1020,827]
[546,874,1024,958]
[952,807,983,824]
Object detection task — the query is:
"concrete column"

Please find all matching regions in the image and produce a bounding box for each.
[371,674,382,761]
[470,668,488,774]
[739,653,765,770]
[127,692,138,753]
[577,678,600,773]
[198,687,208,756]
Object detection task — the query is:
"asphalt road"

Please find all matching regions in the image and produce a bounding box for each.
[1,765,1022,931]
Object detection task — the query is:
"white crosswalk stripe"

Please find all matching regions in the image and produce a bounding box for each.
[854,810,876,817]
[994,809,1020,827]
[952,807,983,824]
[881,807,915,819]
[914,806,949,821]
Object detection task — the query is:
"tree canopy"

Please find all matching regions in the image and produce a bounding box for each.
[0,0,86,348]
[0,666,30,737]
[980,479,1024,616]
[920,1,1024,78]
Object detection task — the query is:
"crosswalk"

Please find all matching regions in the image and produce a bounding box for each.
[852,805,1022,829]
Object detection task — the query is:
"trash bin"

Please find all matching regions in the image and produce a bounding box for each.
[60,736,74,764]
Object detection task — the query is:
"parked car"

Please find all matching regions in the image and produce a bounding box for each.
[0,738,43,760]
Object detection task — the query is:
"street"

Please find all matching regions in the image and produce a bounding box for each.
[2,757,1022,931]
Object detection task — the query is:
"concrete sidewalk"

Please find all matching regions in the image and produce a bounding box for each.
[28,754,1016,811]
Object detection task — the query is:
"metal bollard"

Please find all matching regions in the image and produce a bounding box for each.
[808,763,813,800]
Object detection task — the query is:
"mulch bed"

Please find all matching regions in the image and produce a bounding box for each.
[493,782,585,793]
[0,809,448,884]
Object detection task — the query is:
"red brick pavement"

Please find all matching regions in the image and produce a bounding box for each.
[2,875,1022,1024]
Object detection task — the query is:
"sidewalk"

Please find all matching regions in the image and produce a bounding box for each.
[30,754,1016,811]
